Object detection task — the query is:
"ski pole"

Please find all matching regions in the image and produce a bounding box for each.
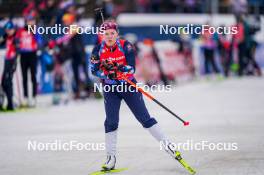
[119,75,190,126]
[94,8,105,23]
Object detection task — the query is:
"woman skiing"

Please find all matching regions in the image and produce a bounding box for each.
[90,20,191,172]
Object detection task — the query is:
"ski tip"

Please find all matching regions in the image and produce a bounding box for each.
[183,121,190,126]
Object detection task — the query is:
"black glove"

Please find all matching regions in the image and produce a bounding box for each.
[107,70,117,80]
[101,60,116,71]
[101,60,118,80]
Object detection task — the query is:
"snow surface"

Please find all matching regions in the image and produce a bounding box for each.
[0,77,264,175]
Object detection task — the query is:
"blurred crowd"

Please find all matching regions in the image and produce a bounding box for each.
[0,0,100,111]
[0,0,263,18]
[93,0,264,19]
[199,14,262,78]
[0,0,263,112]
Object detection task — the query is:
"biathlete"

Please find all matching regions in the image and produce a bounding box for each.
[90,20,184,171]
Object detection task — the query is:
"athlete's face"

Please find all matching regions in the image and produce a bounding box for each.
[104,29,118,47]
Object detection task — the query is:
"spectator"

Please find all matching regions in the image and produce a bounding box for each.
[0,21,18,111]
[217,26,233,77]
[16,16,39,107]
[201,24,220,75]
[233,15,246,76]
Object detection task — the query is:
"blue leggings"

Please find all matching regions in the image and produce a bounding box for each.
[103,81,157,133]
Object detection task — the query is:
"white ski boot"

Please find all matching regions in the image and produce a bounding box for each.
[162,141,182,160]
[101,155,116,171]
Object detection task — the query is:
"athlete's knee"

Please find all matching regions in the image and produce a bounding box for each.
[141,117,157,128]
[104,120,119,133]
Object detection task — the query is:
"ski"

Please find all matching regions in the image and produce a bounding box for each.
[175,151,196,175]
[89,168,128,175]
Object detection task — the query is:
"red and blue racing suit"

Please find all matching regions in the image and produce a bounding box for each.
[91,39,157,133]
